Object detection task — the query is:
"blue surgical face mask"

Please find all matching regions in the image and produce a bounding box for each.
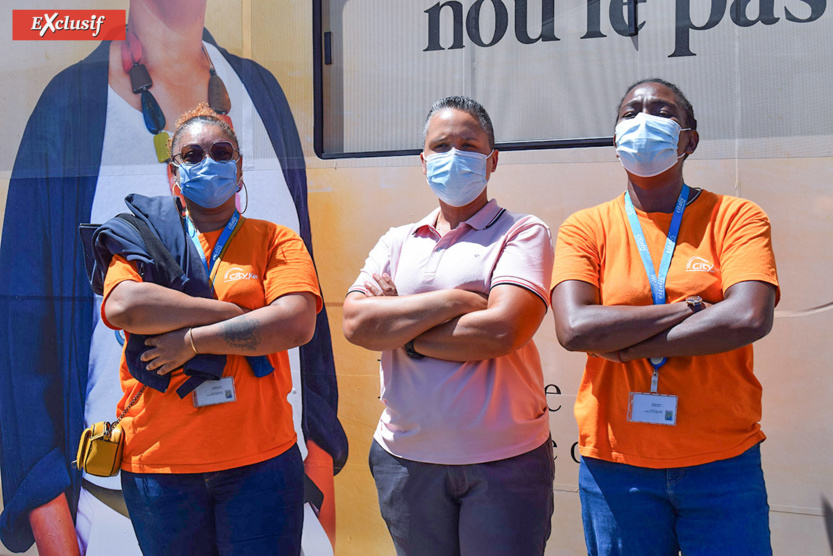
[615,112,689,178]
[424,148,492,207]
[176,157,239,209]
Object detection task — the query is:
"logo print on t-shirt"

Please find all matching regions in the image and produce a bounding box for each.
[223,267,258,282]
[685,256,716,273]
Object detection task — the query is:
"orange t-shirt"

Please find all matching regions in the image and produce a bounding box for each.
[102,218,322,474]
[552,190,779,468]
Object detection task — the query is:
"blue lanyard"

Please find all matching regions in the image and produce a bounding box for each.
[184,212,274,378]
[186,211,240,291]
[624,184,689,380]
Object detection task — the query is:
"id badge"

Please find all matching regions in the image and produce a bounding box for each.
[192,376,236,408]
[628,392,677,426]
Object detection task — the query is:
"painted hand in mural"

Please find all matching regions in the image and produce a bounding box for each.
[304,440,336,546]
[27,495,80,556]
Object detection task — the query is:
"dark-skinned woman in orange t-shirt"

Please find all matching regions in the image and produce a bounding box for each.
[551,79,779,555]
[101,104,321,555]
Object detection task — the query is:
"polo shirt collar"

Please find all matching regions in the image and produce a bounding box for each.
[466,199,504,230]
[414,199,504,235]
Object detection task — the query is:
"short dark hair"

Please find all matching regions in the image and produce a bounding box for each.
[617,78,697,130]
[423,96,495,149]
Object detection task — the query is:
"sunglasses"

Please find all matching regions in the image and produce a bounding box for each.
[172,141,240,166]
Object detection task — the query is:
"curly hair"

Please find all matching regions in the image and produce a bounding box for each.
[167,102,239,157]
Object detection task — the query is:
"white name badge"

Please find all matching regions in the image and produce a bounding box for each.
[192,376,236,408]
[628,392,678,426]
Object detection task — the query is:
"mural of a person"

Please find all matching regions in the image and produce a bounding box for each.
[0,1,347,554]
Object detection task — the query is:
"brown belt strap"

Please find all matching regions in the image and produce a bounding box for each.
[81,478,130,519]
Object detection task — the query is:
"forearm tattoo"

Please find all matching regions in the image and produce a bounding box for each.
[219,316,261,352]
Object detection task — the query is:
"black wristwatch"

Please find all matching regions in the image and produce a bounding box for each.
[686,295,704,313]
[404,339,424,359]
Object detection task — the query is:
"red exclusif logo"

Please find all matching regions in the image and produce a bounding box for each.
[12,10,126,40]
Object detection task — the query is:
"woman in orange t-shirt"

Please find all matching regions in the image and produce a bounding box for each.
[101,104,321,555]
[551,80,779,555]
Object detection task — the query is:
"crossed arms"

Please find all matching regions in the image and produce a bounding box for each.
[342,273,547,362]
[104,278,317,375]
[551,279,777,362]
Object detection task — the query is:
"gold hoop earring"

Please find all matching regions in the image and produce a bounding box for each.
[239,180,248,214]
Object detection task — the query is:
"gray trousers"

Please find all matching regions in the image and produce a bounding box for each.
[369,439,555,556]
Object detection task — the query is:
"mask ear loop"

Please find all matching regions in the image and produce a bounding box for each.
[678,127,693,160]
[237,180,248,214]
[168,164,187,211]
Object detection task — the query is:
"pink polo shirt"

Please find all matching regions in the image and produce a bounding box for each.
[349,199,553,464]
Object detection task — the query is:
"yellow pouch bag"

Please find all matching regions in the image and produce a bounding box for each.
[75,421,124,477]
[74,384,145,477]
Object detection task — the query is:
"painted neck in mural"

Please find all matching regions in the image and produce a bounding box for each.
[121,25,232,164]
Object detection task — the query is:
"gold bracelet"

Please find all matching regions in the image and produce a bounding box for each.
[188,327,200,355]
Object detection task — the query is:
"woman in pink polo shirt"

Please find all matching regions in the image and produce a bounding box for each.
[343,96,555,556]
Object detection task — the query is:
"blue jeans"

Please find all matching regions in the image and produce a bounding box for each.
[369,439,554,556]
[121,445,304,556]
[579,443,771,556]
